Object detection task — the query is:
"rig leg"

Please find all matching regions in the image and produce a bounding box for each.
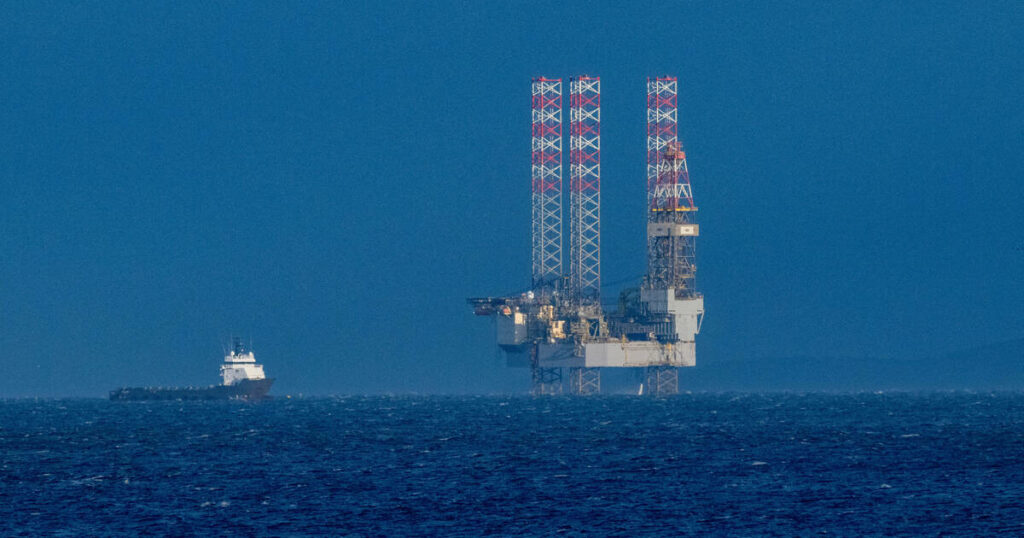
[568,367,601,395]
[530,344,563,395]
[532,367,563,395]
[644,366,679,396]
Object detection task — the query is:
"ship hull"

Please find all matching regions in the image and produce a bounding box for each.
[109,378,274,401]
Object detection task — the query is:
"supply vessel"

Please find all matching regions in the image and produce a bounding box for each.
[109,339,274,401]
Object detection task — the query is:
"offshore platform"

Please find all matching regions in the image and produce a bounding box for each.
[468,76,704,396]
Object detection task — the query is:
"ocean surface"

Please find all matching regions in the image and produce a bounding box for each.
[1,393,1021,536]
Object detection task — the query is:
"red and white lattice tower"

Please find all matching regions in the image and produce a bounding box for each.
[568,76,601,311]
[645,76,698,297]
[531,78,563,293]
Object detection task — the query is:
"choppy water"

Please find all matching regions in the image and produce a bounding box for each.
[1,393,1022,535]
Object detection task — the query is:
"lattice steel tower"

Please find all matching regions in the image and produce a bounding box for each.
[531,78,563,294]
[645,76,697,297]
[568,76,601,312]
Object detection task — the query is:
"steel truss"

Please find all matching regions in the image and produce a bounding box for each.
[568,76,601,312]
[528,345,562,395]
[568,367,600,395]
[532,368,563,395]
[644,365,679,396]
[646,76,697,297]
[531,78,563,293]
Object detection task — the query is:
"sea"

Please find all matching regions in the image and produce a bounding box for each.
[1,393,1021,536]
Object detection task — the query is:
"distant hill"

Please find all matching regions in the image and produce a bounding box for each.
[683,338,1023,391]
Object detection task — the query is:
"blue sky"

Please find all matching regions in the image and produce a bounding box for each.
[1,1,1021,396]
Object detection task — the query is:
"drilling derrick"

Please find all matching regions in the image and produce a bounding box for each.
[469,76,704,397]
[645,76,697,296]
[640,76,704,395]
[531,78,563,295]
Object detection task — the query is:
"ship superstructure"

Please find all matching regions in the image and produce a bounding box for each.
[468,76,704,395]
[220,338,267,385]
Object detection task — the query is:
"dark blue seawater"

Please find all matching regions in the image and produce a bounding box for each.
[1,393,1022,536]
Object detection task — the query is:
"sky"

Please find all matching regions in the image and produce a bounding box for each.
[1,1,1021,397]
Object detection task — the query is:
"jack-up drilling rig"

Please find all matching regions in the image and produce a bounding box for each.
[468,76,704,395]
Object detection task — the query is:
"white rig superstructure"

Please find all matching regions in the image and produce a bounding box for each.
[220,339,267,386]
